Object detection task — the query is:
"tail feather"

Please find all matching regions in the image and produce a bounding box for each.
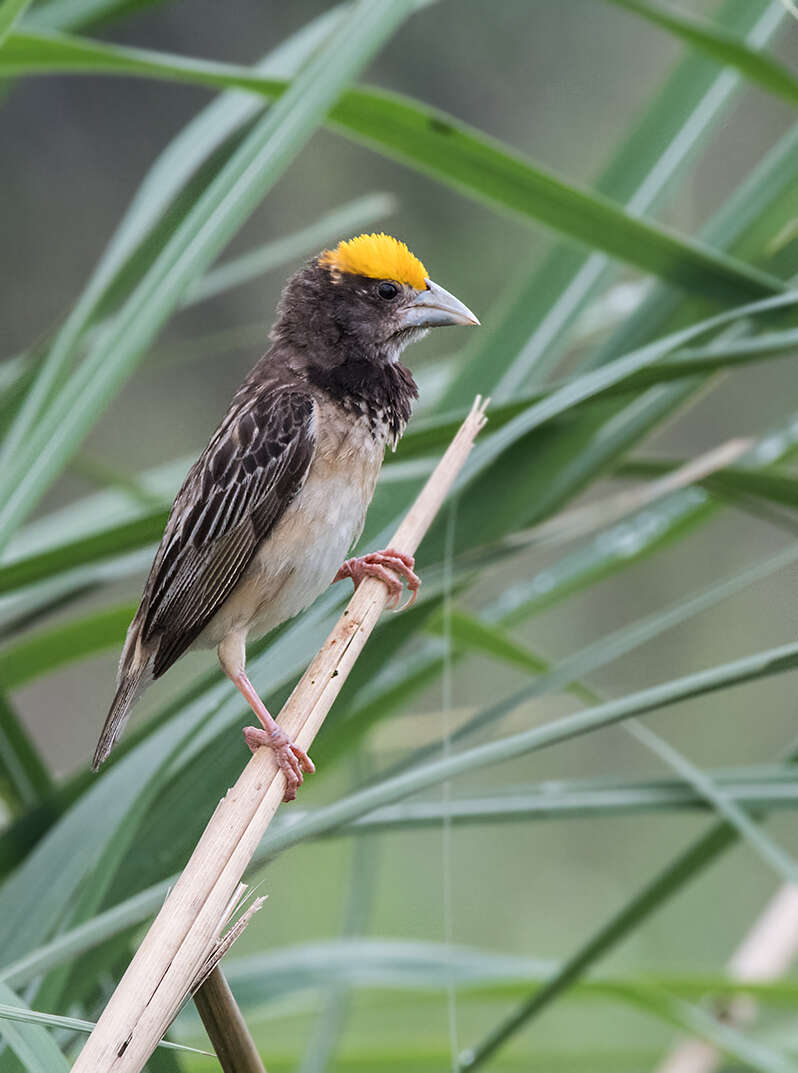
[92,625,153,770]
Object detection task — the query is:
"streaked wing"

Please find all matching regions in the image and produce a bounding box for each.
[141,387,316,677]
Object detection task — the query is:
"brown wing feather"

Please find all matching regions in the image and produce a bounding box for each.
[140,387,316,678]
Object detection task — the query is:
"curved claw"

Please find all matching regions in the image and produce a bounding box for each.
[334,547,421,612]
[243,726,314,803]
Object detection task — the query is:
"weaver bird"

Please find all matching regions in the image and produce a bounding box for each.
[92,233,478,798]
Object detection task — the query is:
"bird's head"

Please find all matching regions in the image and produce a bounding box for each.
[273,233,479,364]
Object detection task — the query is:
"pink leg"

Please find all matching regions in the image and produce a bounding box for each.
[334,547,421,610]
[232,672,314,802]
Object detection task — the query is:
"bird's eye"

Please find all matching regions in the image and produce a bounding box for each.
[378,281,399,300]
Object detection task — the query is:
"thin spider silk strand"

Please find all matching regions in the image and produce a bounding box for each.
[442,497,459,1066]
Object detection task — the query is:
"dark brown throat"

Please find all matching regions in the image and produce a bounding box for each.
[304,357,418,445]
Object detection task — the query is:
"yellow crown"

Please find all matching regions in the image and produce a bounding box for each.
[319,233,428,291]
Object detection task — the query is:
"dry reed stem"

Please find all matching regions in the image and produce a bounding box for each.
[191,889,266,993]
[653,883,798,1073]
[71,396,488,1073]
[193,968,268,1073]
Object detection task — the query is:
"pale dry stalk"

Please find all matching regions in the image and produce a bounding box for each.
[653,883,798,1073]
[70,396,488,1073]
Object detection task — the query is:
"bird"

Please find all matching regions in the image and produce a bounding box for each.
[92,232,479,799]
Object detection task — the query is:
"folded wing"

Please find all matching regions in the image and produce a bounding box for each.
[142,387,316,677]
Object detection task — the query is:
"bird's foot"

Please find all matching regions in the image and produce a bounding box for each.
[243,725,315,802]
[334,547,420,610]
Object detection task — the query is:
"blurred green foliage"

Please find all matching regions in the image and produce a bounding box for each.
[2,0,798,1070]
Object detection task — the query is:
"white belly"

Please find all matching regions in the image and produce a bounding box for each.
[197,411,384,649]
[246,468,370,635]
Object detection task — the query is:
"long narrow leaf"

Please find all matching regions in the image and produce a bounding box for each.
[0,4,348,474]
[444,0,787,404]
[609,0,798,106]
[427,588,798,894]
[0,604,135,689]
[0,983,69,1073]
[214,938,798,1007]
[6,765,798,991]
[182,191,395,305]
[0,0,31,43]
[74,640,798,952]
[0,689,52,812]
[0,1,414,550]
[0,30,783,306]
[604,981,798,1073]
[626,721,798,883]
[0,995,209,1056]
[457,292,798,499]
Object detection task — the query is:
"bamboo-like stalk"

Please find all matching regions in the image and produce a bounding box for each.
[193,968,267,1073]
[70,396,488,1073]
[653,883,798,1073]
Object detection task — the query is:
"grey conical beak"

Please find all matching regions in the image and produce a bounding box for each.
[399,278,480,330]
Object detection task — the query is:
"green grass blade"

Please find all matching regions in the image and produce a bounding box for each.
[0,511,167,594]
[225,942,798,1073]
[391,305,798,575]
[0,0,31,44]
[0,1,414,550]
[0,884,181,989]
[610,0,798,107]
[215,937,798,1005]
[452,629,798,1071]
[588,117,798,372]
[441,116,797,569]
[458,292,798,496]
[620,457,798,512]
[23,0,174,32]
[5,191,395,394]
[446,121,798,560]
[183,191,395,305]
[422,569,798,895]
[85,9,341,310]
[403,320,798,459]
[607,325,798,389]
[0,689,52,811]
[602,981,798,1073]
[7,765,798,991]
[625,721,798,884]
[4,295,789,608]
[229,640,798,871]
[338,408,798,777]
[319,774,798,828]
[9,630,798,986]
[372,527,798,784]
[0,4,348,514]
[443,0,787,405]
[497,539,798,692]
[426,609,547,676]
[0,994,209,1056]
[0,681,226,964]
[0,982,69,1073]
[193,939,798,1017]
[332,88,780,303]
[0,604,135,689]
[451,822,740,1071]
[0,30,783,303]
[459,488,798,716]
